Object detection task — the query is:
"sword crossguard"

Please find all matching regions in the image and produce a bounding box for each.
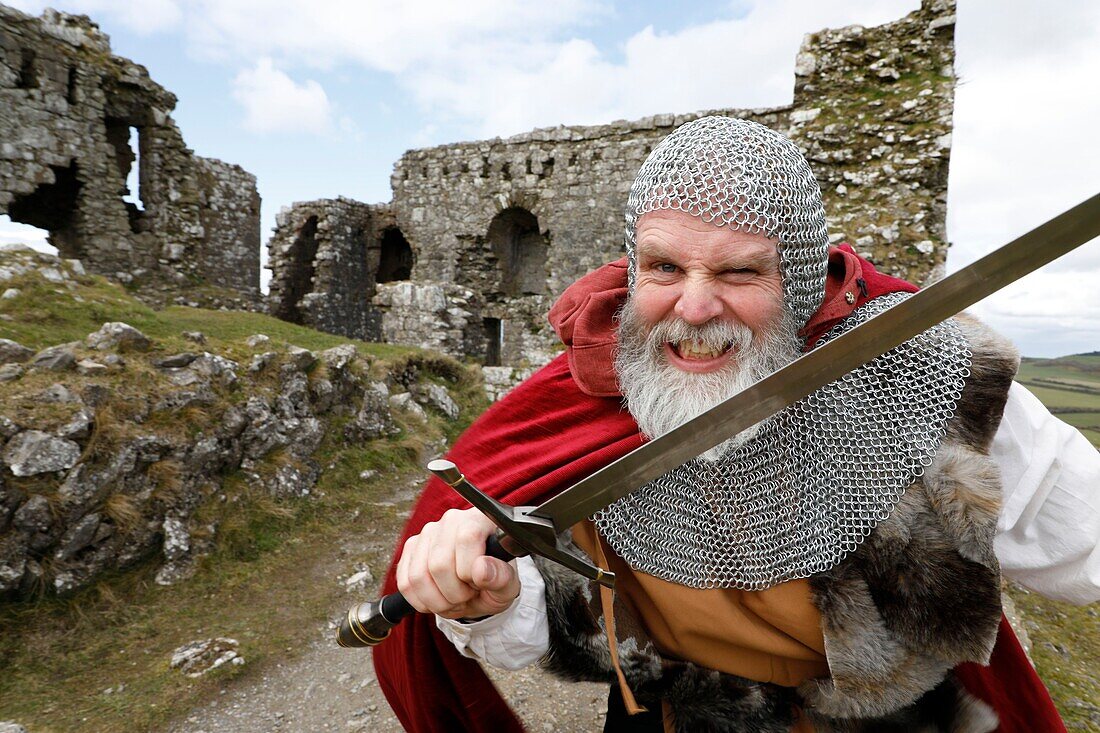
[427,459,615,588]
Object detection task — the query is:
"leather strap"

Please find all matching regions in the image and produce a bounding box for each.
[591,533,648,716]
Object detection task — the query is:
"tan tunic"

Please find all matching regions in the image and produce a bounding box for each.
[572,521,827,731]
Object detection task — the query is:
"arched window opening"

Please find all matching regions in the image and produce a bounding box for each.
[487,207,547,297]
[377,227,413,282]
[273,215,319,324]
[6,162,82,259]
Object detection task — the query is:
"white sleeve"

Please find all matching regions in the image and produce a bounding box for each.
[992,382,1100,604]
[434,555,551,669]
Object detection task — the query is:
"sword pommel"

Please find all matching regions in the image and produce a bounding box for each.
[427,459,460,485]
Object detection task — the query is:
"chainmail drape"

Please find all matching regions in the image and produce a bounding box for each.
[626,115,829,330]
[594,293,973,590]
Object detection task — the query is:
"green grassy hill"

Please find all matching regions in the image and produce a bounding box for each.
[1018,354,1100,448]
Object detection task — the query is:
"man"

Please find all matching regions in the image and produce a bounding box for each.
[375,117,1097,731]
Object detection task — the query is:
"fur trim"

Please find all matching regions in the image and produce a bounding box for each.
[945,315,1020,453]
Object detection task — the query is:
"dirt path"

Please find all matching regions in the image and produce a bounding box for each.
[166,471,609,733]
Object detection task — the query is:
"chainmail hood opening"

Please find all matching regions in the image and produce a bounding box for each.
[626,116,829,331]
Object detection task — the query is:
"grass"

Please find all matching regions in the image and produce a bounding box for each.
[1007,585,1100,731]
[0,373,483,733]
[1017,353,1100,449]
[0,258,489,732]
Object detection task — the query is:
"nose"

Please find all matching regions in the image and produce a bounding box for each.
[673,277,723,325]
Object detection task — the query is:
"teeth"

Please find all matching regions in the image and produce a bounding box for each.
[676,339,727,359]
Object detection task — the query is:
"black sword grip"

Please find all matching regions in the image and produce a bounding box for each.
[336,533,516,648]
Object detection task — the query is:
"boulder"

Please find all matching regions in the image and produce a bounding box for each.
[422,383,460,420]
[189,353,238,387]
[0,364,23,382]
[390,392,427,421]
[0,338,34,364]
[30,343,78,371]
[0,416,19,440]
[285,345,318,372]
[249,351,277,373]
[345,383,398,440]
[56,407,94,441]
[39,383,81,404]
[182,331,206,344]
[245,334,271,348]
[55,512,102,561]
[85,322,151,352]
[154,352,200,368]
[12,495,52,535]
[75,359,108,376]
[2,431,81,476]
[320,344,358,372]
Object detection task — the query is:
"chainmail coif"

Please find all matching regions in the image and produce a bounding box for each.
[626,115,829,330]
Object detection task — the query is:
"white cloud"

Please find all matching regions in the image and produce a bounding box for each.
[402,0,920,137]
[231,58,334,135]
[183,0,605,71]
[945,0,1100,355]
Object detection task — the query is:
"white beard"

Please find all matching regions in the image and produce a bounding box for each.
[615,299,802,461]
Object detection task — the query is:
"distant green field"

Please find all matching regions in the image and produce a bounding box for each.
[1056,411,1100,430]
[1019,354,1100,449]
[1020,383,1100,411]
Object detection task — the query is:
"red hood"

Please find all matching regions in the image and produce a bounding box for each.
[547,245,919,397]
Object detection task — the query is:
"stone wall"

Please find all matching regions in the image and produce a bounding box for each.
[267,198,401,340]
[0,5,261,306]
[268,0,956,369]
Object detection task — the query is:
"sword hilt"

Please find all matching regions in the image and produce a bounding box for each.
[336,459,614,649]
[336,533,514,648]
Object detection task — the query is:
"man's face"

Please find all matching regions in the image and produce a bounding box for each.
[617,209,799,453]
[631,209,786,370]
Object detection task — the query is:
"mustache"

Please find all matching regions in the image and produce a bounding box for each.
[644,316,754,355]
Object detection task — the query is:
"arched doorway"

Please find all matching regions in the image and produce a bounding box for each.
[487,207,547,297]
[377,227,412,282]
[272,215,319,324]
[6,162,83,259]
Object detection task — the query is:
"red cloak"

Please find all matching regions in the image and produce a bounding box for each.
[372,247,1065,732]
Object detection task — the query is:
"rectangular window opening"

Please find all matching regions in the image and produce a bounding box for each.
[484,318,502,366]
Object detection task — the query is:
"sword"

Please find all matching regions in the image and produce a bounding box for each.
[337,192,1100,648]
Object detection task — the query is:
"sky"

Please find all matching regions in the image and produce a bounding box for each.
[1,0,1098,357]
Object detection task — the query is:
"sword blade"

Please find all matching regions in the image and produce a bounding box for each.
[532,192,1100,530]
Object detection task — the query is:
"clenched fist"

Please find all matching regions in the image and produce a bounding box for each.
[396,507,521,620]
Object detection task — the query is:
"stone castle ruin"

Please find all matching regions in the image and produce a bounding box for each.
[0,5,261,306]
[268,0,957,370]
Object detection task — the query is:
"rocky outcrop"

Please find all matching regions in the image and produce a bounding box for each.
[0,312,467,598]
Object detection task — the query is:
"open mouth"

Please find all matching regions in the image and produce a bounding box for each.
[664,338,737,373]
[670,338,733,360]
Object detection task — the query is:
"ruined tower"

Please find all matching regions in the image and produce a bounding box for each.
[0,6,261,305]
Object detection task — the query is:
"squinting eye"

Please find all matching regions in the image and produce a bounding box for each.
[656,263,678,273]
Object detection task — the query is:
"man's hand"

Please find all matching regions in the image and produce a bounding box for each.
[396,507,521,620]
